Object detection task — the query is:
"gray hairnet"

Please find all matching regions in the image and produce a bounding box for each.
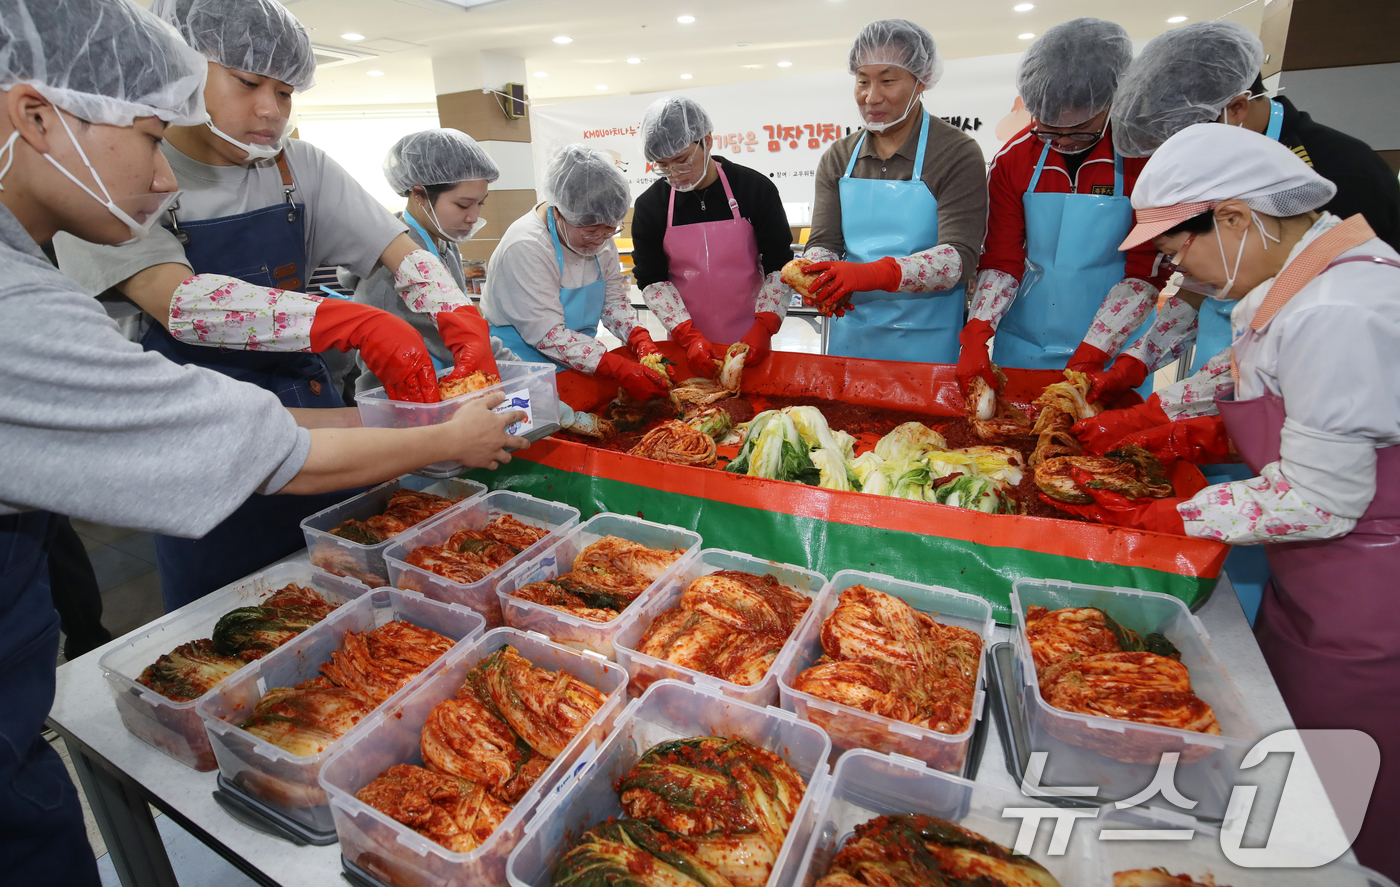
[1111,20,1264,158]
[641,96,712,162]
[152,0,316,92]
[0,0,208,127]
[848,19,943,88]
[384,129,500,195]
[1018,17,1132,127]
[544,144,631,228]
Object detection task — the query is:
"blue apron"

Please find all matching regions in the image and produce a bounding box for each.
[401,212,453,372]
[489,208,607,374]
[828,112,963,363]
[0,512,99,886]
[143,153,359,611]
[1191,99,1287,375]
[994,144,1152,383]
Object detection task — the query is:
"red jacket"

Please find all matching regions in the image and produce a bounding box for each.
[979,122,1169,287]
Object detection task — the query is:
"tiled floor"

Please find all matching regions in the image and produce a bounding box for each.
[68,519,164,646]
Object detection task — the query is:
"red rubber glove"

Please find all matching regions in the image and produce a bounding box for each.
[436,305,500,378]
[1066,341,1111,374]
[1119,415,1236,465]
[1039,467,1186,534]
[1071,394,1171,455]
[671,319,723,378]
[596,352,670,401]
[955,319,998,389]
[1085,354,1149,402]
[804,256,902,309]
[740,312,782,366]
[309,298,439,403]
[628,326,679,383]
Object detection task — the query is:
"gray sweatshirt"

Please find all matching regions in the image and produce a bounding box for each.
[0,206,309,537]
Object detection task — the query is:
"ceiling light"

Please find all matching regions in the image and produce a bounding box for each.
[1167,15,1188,22]
[1013,3,1034,10]
[777,61,792,67]
[677,15,695,23]
[735,42,751,47]
[534,71,548,77]
[596,84,608,90]
[366,69,385,76]
[680,73,693,79]
[627,57,642,64]
[553,35,572,44]
[341,32,365,41]
[742,64,762,69]
[1018,33,1035,40]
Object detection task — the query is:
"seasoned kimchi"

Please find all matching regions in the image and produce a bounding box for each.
[509,535,682,623]
[437,368,500,400]
[323,488,463,548]
[354,763,510,854]
[1035,445,1174,505]
[403,514,549,585]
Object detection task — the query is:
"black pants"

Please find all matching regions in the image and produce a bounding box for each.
[47,516,110,660]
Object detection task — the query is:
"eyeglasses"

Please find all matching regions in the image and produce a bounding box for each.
[1029,128,1103,144]
[1161,232,1198,276]
[653,143,701,175]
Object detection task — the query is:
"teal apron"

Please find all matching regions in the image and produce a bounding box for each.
[994,143,1151,382]
[828,111,963,363]
[1191,99,1287,375]
[402,211,453,372]
[489,208,607,374]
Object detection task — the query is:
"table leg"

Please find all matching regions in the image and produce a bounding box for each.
[66,741,179,887]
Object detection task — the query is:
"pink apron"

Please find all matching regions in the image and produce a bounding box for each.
[1217,219,1400,876]
[662,161,764,345]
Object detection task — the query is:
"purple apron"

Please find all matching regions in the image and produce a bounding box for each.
[662,161,763,345]
[1218,244,1400,877]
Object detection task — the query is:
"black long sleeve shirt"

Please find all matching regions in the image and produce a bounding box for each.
[631,155,794,289]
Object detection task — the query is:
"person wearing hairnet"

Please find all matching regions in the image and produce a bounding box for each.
[802,19,987,362]
[53,0,501,610]
[480,144,670,400]
[631,96,796,374]
[353,128,517,394]
[955,18,1169,390]
[1043,123,1400,877]
[0,1,523,881]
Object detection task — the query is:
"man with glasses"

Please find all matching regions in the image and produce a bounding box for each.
[481,144,670,400]
[957,18,1169,391]
[632,96,796,374]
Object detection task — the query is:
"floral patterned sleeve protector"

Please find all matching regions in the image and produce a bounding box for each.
[1155,350,1235,421]
[641,281,689,333]
[892,245,962,293]
[755,270,793,317]
[1080,278,1160,355]
[967,268,1019,328]
[168,273,321,351]
[392,249,472,316]
[1179,462,1356,544]
[1122,294,1200,372]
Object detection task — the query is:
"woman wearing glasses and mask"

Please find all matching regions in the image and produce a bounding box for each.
[480,144,670,401]
[631,96,797,375]
[801,19,986,363]
[957,18,1169,390]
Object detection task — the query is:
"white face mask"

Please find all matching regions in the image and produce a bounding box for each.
[864,86,924,133]
[1178,209,1280,301]
[420,193,485,244]
[667,144,710,192]
[206,121,281,162]
[0,114,179,245]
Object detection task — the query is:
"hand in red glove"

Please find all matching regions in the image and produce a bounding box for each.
[1065,342,1110,374]
[627,326,679,383]
[436,305,500,378]
[1039,467,1186,534]
[804,256,901,310]
[1071,394,1171,455]
[596,352,670,401]
[310,298,439,403]
[1084,354,1148,403]
[671,319,723,378]
[955,318,998,389]
[1119,415,1236,465]
[740,312,782,366]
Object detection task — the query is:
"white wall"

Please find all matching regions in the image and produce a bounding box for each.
[1276,63,1400,152]
[294,113,442,210]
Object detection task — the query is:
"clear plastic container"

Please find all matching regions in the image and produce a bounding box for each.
[302,475,488,588]
[793,747,1099,886]
[319,628,630,887]
[495,513,702,658]
[99,561,369,771]
[1010,577,1260,820]
[384,491,580,628]
[356,362,560,478]
[505,679,832,887]
[196,589,486,835]
[775,569,994,774]
[612,549,828,706]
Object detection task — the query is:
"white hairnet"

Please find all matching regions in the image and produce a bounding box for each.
[849,19,943,88]
[1111,20,1263,158]
[1018,17,1132,127]
[544,144,631,228]
[384,129,500,195]
[0,0,208,127]
[152,0,316,92]
[641,96,712,162]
